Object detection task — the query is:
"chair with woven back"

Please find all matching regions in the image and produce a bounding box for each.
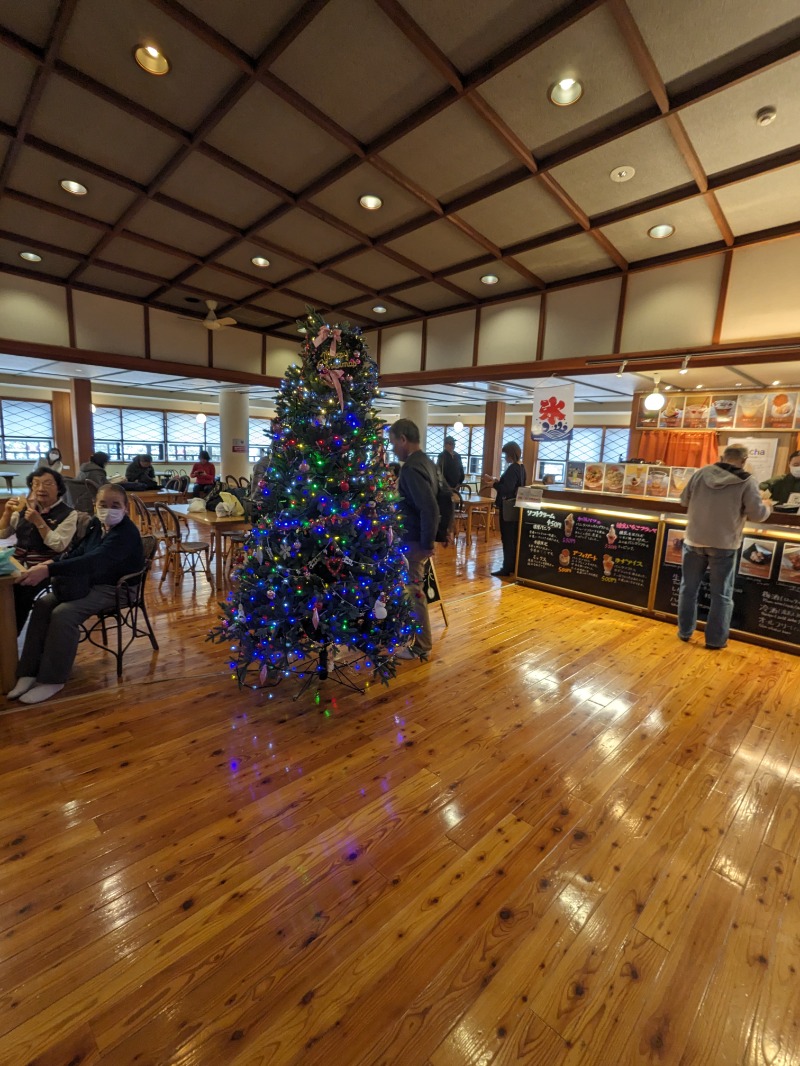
[164,475,189,496]
[78,533,159,677]
[129,491,154,534]
[153,503,211,585]
[225,474,240,488]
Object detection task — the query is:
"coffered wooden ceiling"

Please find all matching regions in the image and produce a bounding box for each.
[1,0,799,340]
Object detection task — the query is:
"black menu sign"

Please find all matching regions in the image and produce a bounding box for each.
[517,508,659,609]
[653,534,800,647]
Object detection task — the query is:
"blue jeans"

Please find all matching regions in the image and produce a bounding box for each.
[677,544,737,648]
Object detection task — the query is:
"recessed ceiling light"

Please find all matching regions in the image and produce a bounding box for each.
[695,384,703,389]
[184,296,201,303]
[735,381,742,386]
[60,179,87,196]
[664,384,673,390]
[359,194,383,211]
[372,305,387,313]
[771,379,780,385]
[134,44,170,75]
[548,77,583,106]
[480,274,499,285]
[756,106,777,127]
[19,251,42,262]
[610,165,635,183]
[648,223,675,239]
[251,256,270,268]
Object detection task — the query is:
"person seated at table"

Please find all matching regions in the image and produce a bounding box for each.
[190,449,216,497]
[0,466,78,633]
[75,451,110,486]
[7,484,144,706]
[31,446,63,473]
[760,450,800,505]
[122,453,157,490]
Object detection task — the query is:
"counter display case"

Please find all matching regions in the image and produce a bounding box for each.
[514,491,800,654]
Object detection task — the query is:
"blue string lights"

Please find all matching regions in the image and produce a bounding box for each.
[210,308,416,690]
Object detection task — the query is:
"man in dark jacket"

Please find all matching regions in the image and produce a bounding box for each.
[437,436,465,492]
[389,418,439,662]
[9,484,145,704]
[678,443,771,650]
[123,453,157,490]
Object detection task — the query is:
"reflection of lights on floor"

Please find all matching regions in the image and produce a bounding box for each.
[442,802,462,829]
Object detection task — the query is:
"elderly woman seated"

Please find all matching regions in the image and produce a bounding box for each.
[7,483,144,706]
[0,466,78,633]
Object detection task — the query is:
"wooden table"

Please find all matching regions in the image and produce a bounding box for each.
[463,495,495,543]
[0,473,20,492]
[0,575,17,693]
[170,503,250,585]
[128,489,183,525]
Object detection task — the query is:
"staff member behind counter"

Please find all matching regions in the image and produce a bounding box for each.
[760,450,800,505]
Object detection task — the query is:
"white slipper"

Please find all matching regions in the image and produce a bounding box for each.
[6,677,37,699]
[19,684,65,705]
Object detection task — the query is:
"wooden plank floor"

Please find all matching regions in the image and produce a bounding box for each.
[1,529,800,1065]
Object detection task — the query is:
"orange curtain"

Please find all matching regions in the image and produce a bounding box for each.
[637,430,720,468]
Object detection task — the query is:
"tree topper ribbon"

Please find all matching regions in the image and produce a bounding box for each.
[320,364,345,410]
[313,326,342,357]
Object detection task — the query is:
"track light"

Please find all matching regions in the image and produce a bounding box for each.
[616,360,628,378]
[679,355,690,375]
[643,375,666,412]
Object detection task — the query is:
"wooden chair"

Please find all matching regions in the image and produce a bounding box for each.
[153,504,211,584]
[237,476,251,491]
[130,491,154,534]
[225,474,241,488]
[78,534,159,676]
[63,477,98,514]
[164,475,189,496]
[219,529,248,577]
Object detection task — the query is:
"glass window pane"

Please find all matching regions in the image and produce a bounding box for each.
[121,408,164,461]
[446,424,469,455]
[602,428,630,463]
[568,428,603,464]
[92,406,121,441]
[0,400,54,463]
[249,417,272,462]
[502,426,526,454]
[538,440,568,462]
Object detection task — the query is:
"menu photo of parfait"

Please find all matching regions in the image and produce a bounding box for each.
[659,395,685,429]
[709,395,737,427]
[734,393,767,429]
[683,396,710,429]
[623,464,648,496]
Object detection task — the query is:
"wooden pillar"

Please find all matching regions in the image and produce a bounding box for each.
[481,401,506,487]
[51,392,74,474]
[523,415,536,481]
[70,379,94,470]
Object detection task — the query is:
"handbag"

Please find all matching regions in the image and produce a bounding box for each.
[501,497,519,522]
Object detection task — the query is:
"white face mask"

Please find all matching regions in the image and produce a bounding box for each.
[96,506,125,527]
[790,465,800,478]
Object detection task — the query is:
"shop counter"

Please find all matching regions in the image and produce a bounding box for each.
[514,491,800,654]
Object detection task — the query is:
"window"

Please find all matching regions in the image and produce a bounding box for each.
[0,399,53,463]
[502,426,526,454]
[569,427,603,464]
[468,427,484,477]
[249,417,273,462]
[602,428,630,463]
[425,425,445,463]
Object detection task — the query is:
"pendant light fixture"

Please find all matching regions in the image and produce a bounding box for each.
[643,374,666,412]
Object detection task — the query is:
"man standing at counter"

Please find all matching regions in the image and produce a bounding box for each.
[760,449,800,505]
[678,443,771,650]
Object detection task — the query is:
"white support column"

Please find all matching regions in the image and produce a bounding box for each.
[397,399,429,451]
[219,389,250,480]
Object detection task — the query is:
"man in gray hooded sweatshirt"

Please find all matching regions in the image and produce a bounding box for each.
[677,442,771,649]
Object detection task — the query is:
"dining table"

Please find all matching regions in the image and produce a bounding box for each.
[460,489,495,543]
[0,473,20,492]
[169,503,251,585]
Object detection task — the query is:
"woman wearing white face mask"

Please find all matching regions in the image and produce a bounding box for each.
[760,450,800,505]
[8,485,144,705]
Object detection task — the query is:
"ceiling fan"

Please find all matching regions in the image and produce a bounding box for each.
[184,299,237,330]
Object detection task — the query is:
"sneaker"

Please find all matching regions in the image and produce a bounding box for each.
[678,634,691,643]
[6,677,36,699]
[705,644,727,651]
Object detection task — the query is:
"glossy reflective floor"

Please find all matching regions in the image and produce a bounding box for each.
[1,530,799,1065]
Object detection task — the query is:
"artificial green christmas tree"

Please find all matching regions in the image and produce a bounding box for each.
[212,309,415,693]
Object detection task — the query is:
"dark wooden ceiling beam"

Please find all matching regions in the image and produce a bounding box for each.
[0,0,79,195]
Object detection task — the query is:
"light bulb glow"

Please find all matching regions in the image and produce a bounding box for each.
[251,256,270,268]
[359,194,383,211]
[549,77,583,106]
[480,274,499,285]
[648,224,675,239]
[60,179,87,196]
[196,413,207,423]
[19,251,42,262]
[453,421,464,433]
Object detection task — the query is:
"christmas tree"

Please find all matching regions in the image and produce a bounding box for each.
[211,309,416,692]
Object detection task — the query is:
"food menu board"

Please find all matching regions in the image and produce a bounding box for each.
[517,508,659,609]
[551,462,693,500]
[637,388,800,431]
[653,526,800,646]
